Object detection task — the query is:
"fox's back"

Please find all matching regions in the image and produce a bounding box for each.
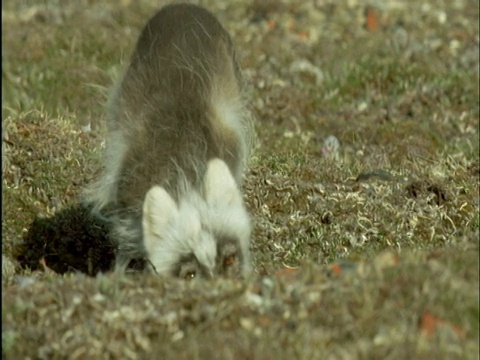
[110,4,250,210]
[120,4,240,109]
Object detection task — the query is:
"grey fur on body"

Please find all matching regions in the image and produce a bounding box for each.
[85,4,254,278]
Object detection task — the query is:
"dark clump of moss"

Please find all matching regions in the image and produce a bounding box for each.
[405,180,449,206]
[15,203,115,276]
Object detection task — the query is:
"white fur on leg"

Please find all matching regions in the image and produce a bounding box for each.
[142,186,178,256]
[204,158,242,207]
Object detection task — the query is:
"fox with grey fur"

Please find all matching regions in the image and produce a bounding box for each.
[85,4,254,279]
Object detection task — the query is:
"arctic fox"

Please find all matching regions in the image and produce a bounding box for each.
[86,4,254,279]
